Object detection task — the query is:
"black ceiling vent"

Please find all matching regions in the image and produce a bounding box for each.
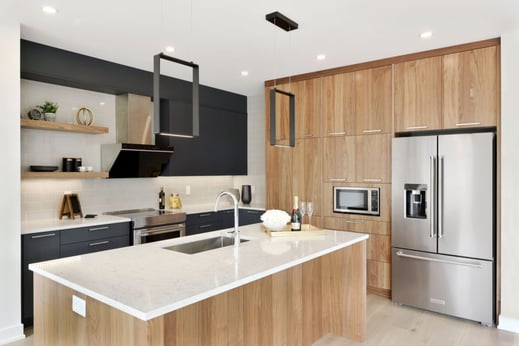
[266,11,298,32]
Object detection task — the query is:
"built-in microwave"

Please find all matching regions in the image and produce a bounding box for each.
[333,186,380,216]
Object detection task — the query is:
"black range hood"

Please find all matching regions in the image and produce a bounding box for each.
[101,143,173,178]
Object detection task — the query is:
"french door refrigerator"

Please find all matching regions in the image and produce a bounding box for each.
[391,132,495,325]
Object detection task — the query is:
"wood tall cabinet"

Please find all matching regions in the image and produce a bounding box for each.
[443,46,498,128]
[265,39,500,299]
[354,66,393,134]
[394,57,443,132]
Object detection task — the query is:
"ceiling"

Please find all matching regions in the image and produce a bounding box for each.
[11,0,519,96]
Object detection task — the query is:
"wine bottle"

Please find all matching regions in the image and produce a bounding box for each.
[158,187,165,210]
[291,195,302,231]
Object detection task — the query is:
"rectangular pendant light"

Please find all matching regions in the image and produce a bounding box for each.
[270,88,295,147]
[153,53,199,138]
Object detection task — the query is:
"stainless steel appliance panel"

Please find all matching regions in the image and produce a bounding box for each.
[392,248,493,325]
[392,136,437,253]
[438,133,494,260]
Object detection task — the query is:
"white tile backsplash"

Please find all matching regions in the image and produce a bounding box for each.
[20,81,266,221]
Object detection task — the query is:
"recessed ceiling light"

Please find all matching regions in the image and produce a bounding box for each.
[241,71,249,77]
[164,46,175,53]
[420,31,433,39]
[42,6,57,14]
[317,54,326,61]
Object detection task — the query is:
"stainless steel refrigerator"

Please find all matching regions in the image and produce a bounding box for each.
[391,132,495,325]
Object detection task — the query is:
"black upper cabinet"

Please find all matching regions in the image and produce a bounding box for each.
[21,39,248,176]
[158,101,247,175]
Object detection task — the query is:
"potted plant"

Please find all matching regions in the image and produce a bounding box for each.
[37,101,59,122]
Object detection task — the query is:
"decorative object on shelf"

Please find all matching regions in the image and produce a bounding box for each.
[241,185,252,204]
[29,165,58,172]
[27,108,43,120]
[76,107,95,126]
[37,101,59,122]
[59,193,83,219]
[260,209,291,231]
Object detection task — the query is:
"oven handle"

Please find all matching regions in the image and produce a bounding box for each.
[139,225,185,237]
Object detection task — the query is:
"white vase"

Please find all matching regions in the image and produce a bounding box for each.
[44,113,56,122]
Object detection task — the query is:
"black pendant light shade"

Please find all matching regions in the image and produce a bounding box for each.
[266,11,298,31]
[153,53,199,138]
[270,88,295,147]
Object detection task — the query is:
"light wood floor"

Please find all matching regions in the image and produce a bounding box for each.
[314,294,519,346]
[9,294,519,346]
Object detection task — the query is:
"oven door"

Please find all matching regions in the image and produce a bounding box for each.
[134,223,186,245]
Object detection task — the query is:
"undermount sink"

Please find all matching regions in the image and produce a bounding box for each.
[163,235,250,255]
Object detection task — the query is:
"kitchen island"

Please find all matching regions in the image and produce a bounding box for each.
[30,224,368,345]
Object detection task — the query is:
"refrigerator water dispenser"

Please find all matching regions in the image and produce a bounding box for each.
[404,184,427,219]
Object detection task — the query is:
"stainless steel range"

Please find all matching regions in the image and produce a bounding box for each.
[105,208,186,245]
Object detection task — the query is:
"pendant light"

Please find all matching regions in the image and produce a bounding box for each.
[266,11,298,147]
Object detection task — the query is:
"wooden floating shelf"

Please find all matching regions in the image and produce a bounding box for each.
[21,171,109,179]
[20,119,108,134]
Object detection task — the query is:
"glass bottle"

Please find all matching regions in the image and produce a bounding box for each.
[158,187,165,210]
[291,195,302,231]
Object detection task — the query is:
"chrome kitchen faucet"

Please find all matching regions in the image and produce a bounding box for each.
[214,191,240,247]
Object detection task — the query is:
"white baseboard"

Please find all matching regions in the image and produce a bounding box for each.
[498,315,519,334]
[0,323,25,346]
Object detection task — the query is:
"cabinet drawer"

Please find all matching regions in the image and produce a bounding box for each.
[60,235,129,258]
[60,222,130,245]
[22,232,60,261]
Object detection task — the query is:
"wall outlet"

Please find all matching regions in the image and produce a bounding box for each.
[185,185,191,195]
[72,294,86,317]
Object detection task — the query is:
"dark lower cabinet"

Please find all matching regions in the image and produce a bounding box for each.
[239,209,264,226]
[186,212,223,236]
[21,222,130,326]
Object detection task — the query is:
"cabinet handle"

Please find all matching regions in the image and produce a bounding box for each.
[89,240,109,247]
[363,178,382,182]
[362,129,382,133]
[328,131,346,136]
[330,178,346,182]
[200,224,213,228]
[31,233,57,239]
[406,125,428,130]
[246,210,258,214]
[455,122,481,127]
[199,213,213,217]
[89,226,109,232]
[345,220,364,224]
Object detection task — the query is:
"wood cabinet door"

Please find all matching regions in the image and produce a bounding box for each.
[354,66,392,134]
[322,73,355,136]
[303,137,322,217]
[301,78,322,138]
[394,56,442,132]
[354,134,391,183]
[266,144,294,212]
[323,135,355,183]
[443,46,498,128]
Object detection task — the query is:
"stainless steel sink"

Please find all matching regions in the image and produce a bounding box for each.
[163,235,250,254]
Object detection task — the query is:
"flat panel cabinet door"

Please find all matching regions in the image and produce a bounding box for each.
[392,136,437,253]
[438,133,494,260]
[443,46,498,128]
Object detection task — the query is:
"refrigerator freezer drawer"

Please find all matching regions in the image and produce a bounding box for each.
[392,248,494,325]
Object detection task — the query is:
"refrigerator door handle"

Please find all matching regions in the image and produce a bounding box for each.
[438,156,444,238]
[395,250,483,269]
[430,156,436,238]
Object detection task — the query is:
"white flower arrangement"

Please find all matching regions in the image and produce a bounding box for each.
[260,209,291,230]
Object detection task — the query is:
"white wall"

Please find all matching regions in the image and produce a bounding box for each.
[0,15,24,346]
[499,27,519,333]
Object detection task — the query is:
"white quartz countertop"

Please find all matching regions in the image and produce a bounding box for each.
[21,215,131,235]
[30,224,368,321]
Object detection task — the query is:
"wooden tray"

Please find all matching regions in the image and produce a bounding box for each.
[262,224,326,237]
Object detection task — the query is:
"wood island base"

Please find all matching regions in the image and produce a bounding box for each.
[34,241,366,345]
